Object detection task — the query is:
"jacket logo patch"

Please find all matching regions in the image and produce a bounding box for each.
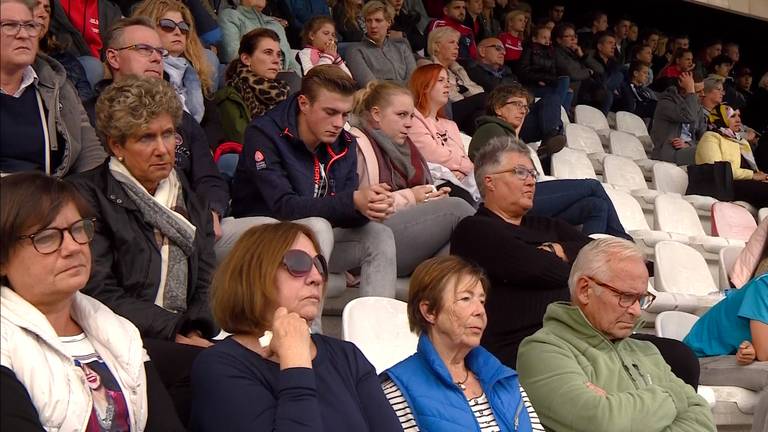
[254,150,266,170]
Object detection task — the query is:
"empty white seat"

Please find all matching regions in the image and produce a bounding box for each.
[609,130,659,179]
[528,145,556,181]
[574,104,611,145]
[711,202,757,242]
[652,162,718,214]
[718,245,744,290]
[615,111,654,153]
[760,208,768,222]
[551,147,601,181]
[654,194,743,255]
[460,132,472,155]
[565,123,607,173]
[342,297,418,374]
[655,311,699,340]
[654,241,721,296]
[560,106,570,125]
[603,155,661,210]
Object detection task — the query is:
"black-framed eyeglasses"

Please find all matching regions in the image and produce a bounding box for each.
[283,249,328,281]
[482,43,505,52]
[489,165,539,181]
[0,20,41,37]
[113,43,169,58]
[157,18,190,35]
[587,276,656,310]
[502,100,530,113]
[17,218,96,254]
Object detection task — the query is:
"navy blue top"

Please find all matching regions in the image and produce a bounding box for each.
[190,334,401,432]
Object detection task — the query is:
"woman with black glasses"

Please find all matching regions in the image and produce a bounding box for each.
[190,222,402,432]
[0,172,185,431]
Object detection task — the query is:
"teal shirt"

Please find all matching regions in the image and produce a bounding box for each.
[684,274,768,357]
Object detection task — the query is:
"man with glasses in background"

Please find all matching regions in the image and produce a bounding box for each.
[517,237,716,432]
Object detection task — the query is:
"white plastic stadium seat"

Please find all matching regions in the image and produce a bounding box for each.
[560,106,570,125]
[615,111,654,153]
[575,105,611,144]
[603,155,661,210]
[653,241,721,297]
[460,132,472,155]
[342,297,418,374]
[565,123,607,173]
[760,208,768,222]
[718,245,744,290]
[528,146,555,181]
[551,147,600,181]
[609,130,659,180]
[655,311,699,341]
[711,202,757,242]
[652,162,718,216]
[654,194,743,255]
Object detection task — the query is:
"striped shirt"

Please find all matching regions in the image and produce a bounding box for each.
[381,379,544,431]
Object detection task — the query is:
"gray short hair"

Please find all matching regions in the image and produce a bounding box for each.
[473,136,531,198]
[702,75,724,94]
[568,237,644,300]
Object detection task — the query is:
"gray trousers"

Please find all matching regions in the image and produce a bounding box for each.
[329,222,397,298]
[383,197,475,276]
[699,356,768,432]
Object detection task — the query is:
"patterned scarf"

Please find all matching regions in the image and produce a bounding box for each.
[707,103,739,140]
[227,60,289,119]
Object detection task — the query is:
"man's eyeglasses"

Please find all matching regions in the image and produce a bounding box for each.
[482,43,505,52]
[587,276,656,310]
[113,43,169,58]
[489,165,539,181]
[283,249,328,281]
[502,100,529,113]
[0,20,41,37]
[157,18,190,35]
[18,218,96,254]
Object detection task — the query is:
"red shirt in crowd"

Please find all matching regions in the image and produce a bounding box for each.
[498,32,523,61]
[658,64,685,80]
[61,0,103,58]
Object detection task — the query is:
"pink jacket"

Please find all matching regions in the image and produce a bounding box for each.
[296,47,352,77]
[408,110,473,179]
[731,218,767,288]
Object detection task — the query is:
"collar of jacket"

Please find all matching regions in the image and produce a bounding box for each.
[475,115,518,134]
[32,54,67,91]
[362,34,390,47]
[99,160,191,212]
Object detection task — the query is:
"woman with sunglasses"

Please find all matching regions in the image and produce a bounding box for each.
[69,76,218,423]
[0,172,185,431]
[132,0,216,123]
[190,222,402,431]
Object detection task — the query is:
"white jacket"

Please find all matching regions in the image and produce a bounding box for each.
[1,287,149,431]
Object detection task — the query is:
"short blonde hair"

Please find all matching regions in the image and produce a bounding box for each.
[407,256,489,334]
[95,76,182,150]
[211,222,325,335]
[362,0,394,22]
[427,26,460,57]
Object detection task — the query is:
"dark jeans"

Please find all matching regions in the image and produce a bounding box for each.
[601,71,625,114]
[632,334,700,389]
[533,76,572,108]
[519,93,564,144]
[530,179,631,239]
[450,93,487,134]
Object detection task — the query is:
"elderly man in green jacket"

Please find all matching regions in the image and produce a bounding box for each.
[517,237,716,432]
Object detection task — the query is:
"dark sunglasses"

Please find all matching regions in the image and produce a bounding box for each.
[157,18,190,35]
[283,249,328,281]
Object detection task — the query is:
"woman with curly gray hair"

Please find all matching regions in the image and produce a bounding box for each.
[68,75,218,424]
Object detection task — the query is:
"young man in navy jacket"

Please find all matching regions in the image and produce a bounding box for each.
[232,65,398,299]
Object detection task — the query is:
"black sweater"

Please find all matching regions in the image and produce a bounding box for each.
[450,206,591,367]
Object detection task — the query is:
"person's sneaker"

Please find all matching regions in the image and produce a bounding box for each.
[539,134,567,156]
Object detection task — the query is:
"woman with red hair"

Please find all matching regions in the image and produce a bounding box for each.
[408,64,478,205]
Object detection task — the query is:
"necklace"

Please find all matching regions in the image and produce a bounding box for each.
[95,393,115,430]
[455,368,470,391]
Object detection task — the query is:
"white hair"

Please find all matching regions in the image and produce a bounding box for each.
[759,72,768,91]
[427,26,461,57]
[567,237,644,300]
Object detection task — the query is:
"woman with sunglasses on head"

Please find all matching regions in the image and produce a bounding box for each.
[68,76,219,423]
[132,0,216,123]
[190,222,402,432]
[0,172,185,431]
[350,80,475,277]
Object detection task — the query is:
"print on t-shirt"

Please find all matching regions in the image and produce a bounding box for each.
[75,357,131,432]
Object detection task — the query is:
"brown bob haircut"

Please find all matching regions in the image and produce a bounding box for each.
[300,64,357,103]
[0,172,93,278]
[211,222,325,335]
[407,255,490,334]
[486,83,530,116]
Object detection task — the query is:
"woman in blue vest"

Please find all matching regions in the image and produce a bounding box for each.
[381,256,543,431]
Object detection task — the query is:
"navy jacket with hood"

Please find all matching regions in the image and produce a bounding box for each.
[230,94,368,228]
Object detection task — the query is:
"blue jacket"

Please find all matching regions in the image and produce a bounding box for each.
[384,333,533,432]
[230,94,368,228]
[285,0,330,29]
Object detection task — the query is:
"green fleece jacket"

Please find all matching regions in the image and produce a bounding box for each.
[214,86,248,144]
[468,116,517,161]
[517,302,715,432]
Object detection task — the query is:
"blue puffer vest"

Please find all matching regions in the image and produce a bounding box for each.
[385,333,533,432]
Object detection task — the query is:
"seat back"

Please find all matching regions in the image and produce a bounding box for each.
[575,104,610,131]
[654,194,706,236]
[551,148,597,179]
[711,202,757,242]
[718,245,745,289]
[459,132,472,155]
[655,311,699,341]
[528,145,546,178]
[609,130,647,161]
[603,155,647,190]
[616,111,650,137]
[654,241,718,295]
[565,123,604,154]
[652,162,688,194]
[342,297,418,373]
[604,188,651,231]
[560,106,570,125]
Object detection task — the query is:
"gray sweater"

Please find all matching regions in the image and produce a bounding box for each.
[345,37,417,87]
[650,87,707,165]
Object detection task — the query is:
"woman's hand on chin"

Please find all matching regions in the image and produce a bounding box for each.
[269,307,313,370]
